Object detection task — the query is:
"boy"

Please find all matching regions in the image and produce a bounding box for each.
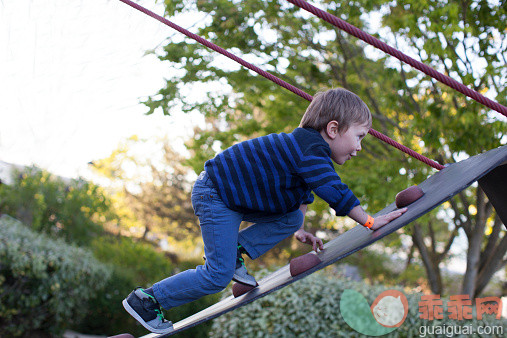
[122,88,407,333]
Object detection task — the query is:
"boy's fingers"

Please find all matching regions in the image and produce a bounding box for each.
[314,238,323,251]
[389,210,403,218]
[382,207,408,223]
[311,237,319,251]
[391,208,407,217]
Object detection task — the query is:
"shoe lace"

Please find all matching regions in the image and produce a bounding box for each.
[237,245,245,266]
[145,297,167,322]
[154,307,165,322]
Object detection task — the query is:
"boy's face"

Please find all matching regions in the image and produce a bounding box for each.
[327,122,370,165]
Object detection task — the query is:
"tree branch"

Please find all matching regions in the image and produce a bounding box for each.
[438,226,459,261]
[480,214,502,267]
[449,195,471,237]
[428,221,436,252]
[475,234,507,296]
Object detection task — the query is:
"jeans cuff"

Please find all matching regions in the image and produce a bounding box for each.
[152,282,172,310]
[238,233,260,260]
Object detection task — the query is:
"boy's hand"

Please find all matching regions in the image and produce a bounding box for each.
[371,208,407,230]
[294,229,324,252]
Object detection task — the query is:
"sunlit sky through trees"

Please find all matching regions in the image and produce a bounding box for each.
[0,0,205,179]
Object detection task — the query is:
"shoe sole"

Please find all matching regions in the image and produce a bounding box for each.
[232,275,257,287]
[122,299,174,334]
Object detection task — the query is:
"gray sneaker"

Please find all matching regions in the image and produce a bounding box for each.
[232,247,257,286]
[122,288,173,334]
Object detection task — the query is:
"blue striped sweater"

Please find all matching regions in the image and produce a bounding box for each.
[204,127,360,217]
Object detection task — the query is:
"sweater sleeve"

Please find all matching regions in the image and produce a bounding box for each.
[302,191,315,205]
[296,145,360,216]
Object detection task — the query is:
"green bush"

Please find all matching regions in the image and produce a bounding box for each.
[0,215,110,337]
[75,236,220,337]
[210,269,506,337]
[91,236,175,284]
[0,167,112,246]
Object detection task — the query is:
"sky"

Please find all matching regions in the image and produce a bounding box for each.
[0,0,204,179]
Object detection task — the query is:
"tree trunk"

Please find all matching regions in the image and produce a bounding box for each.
[412,223,443,294]
[142,224,150,240]
[461,188,488,298]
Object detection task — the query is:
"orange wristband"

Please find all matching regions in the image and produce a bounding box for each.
[364,215,374,228]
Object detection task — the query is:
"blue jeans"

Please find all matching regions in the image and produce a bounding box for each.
[153,171,304,309]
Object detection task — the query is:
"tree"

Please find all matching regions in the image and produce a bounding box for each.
[91,136,199,242]
[144,0,505,296]
[0,167,111,246]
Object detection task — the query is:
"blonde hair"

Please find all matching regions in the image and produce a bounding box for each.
[299,88,372,133]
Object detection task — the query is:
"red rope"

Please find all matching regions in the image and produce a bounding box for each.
[287,0,507,118]
[118,0,445,170]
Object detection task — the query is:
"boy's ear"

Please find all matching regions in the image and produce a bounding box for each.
[326,120,340,139]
